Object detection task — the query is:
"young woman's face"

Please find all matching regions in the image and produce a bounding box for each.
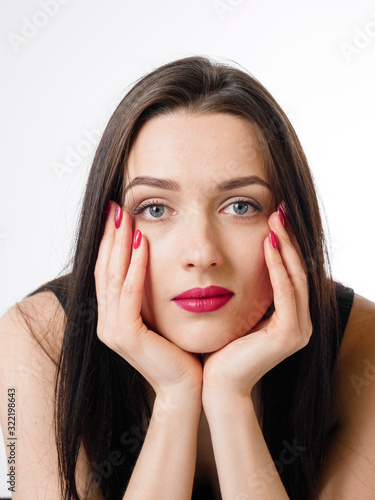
[124,112,275,353]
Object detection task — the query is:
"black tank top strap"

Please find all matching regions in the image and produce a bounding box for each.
[335,281,355,346]
[48,284,67,311]
[25,275,69,311]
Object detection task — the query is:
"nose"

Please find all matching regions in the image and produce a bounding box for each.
[179,216,223,271]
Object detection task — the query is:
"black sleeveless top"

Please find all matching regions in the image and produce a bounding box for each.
[42,279,355,500]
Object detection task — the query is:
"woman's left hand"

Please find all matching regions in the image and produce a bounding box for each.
[202,207,313,401]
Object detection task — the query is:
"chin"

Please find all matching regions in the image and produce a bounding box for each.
[172,334,235,354]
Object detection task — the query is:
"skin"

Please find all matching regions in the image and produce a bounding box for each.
[94,111,312,497]
[94,110,312,399]
[124,112,276,353]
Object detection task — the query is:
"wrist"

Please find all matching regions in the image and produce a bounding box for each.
[203,386,255,420]
[154,385,202,420]
[202,368,257,404]
[147,393,202,438]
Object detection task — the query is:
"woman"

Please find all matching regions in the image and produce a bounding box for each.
[1,55,375,500]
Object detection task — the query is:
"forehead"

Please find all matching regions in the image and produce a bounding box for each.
[126,112,266,185]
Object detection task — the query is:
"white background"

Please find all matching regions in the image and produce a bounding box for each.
[1,0,375,495]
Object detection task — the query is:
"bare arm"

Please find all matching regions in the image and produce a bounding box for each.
[204,392,288,499]
[0,292,101,500]
[123,391,201,499]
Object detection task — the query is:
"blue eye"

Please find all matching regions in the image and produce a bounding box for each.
[132,201,167,221]
[132,198,262,223]
[145,204,165,218]
[231,201,251,215]
[223,199,261,216]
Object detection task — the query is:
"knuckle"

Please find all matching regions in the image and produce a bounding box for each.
[122,283,135,295]
[102,288,116,306]
[281,282,295,298]
[122,281,142,295]
[297,271,308,285]
[272,261,285,273]
[107,270,119,283]
[107,271,123,290]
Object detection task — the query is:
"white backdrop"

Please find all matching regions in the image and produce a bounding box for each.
[1,0,375,495]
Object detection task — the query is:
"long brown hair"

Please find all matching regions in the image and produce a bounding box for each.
[19,55,340,499]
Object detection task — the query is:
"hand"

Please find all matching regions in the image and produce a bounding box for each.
[201,207,313,401]
[94,202,203,403]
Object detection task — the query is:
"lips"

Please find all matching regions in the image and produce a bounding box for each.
[172,286,234,313]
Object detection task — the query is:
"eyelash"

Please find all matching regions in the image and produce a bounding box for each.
[131,198,263,224]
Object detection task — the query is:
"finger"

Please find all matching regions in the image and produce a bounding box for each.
[267,212,312,338]
[264,232,298,331]
[269,212,308,294]
[94,201,117,319]
[119,229,148,325]
[269,209,306,275]
[275,204,305,270]
[105,206,133,311]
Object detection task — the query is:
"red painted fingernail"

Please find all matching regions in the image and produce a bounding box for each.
[133,230,142,249]
[114,205,123,229]
[277,204,286,227]
[106,201,111,219]
[269,230,278,250]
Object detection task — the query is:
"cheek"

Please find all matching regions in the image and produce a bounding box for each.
[238,228,268,275]
[251,235,272,292]
[250,258,273,310]
[237,233,273,321]
[140,237,172,324]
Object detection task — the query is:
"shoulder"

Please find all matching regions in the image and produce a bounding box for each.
[0,289,66,364]
[0,291,65,495]
[336,291,375,406]
[317,292,375,497]
[0,291,103,498]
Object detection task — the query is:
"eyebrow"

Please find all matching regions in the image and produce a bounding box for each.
[124,175,271,195]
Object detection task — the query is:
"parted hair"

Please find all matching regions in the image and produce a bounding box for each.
[18,55,340,499]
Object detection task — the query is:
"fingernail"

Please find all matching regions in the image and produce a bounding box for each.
[114,205,123,229]
[106,201,111,219]
[269,230,278,250]
[133,229,142,249]
[277,204,286,227]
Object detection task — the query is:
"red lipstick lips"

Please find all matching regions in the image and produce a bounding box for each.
[172,286,234,313]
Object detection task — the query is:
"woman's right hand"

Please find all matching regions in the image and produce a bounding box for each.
[94,201,203,406]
